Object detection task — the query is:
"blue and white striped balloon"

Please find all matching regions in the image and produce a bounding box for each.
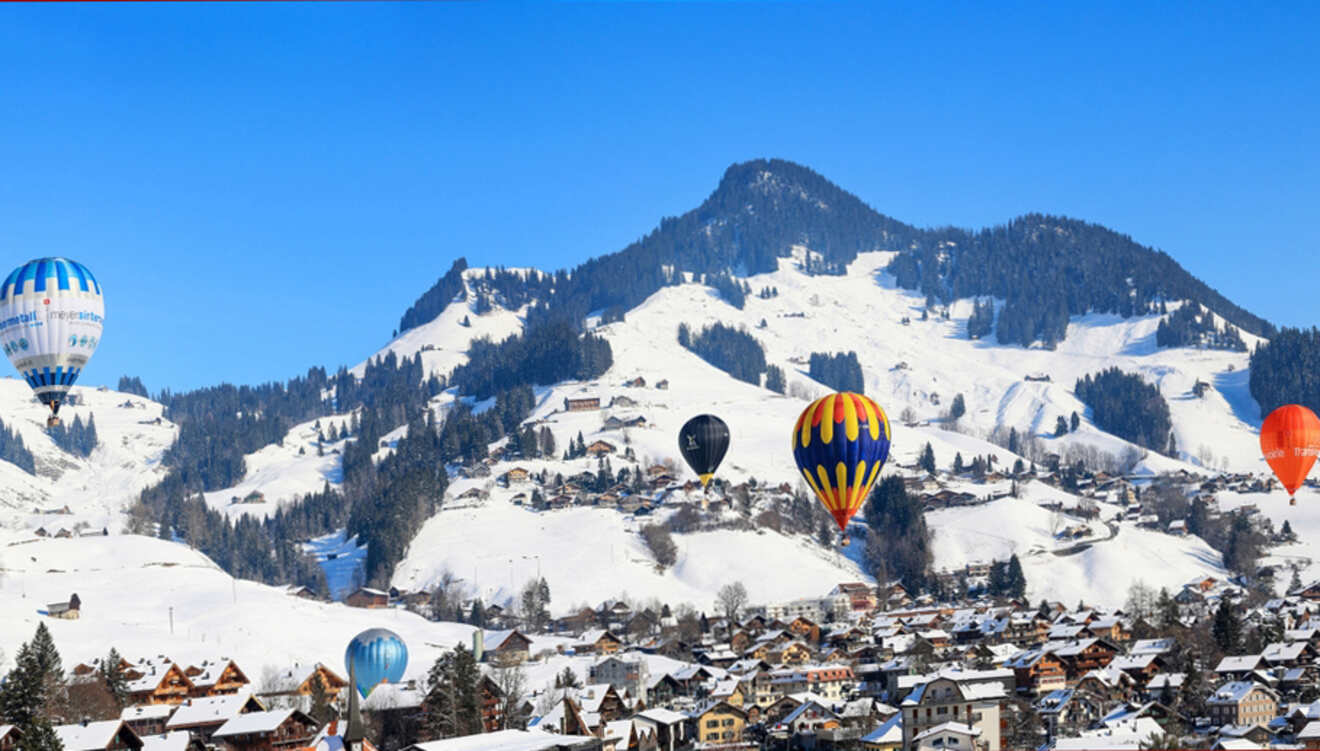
[345,628,408,698]
[0,258,104,422]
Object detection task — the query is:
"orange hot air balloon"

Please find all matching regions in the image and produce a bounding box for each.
[1260,404,1320,506]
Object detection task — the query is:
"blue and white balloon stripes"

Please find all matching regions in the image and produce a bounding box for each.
[0,258,104,423]
[345,628,408,698]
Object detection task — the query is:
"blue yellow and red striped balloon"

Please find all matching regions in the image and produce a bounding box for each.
[791,392,892,532]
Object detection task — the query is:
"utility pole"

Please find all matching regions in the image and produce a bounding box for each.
[169,606,174,636]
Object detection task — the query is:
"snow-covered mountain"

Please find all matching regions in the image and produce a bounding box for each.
[0,159,1306,678]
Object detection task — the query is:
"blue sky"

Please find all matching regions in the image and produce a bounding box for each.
[0,2,1316,392]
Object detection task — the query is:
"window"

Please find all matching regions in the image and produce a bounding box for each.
[723,719,735,726]
[706,720,718,729]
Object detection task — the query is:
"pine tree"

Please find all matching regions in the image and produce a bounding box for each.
[1212,599,1241,654]
[18,717,62,751]
[1054,416,1068,437]
[1156,588,1180,629]
[1070,411,1080,432]
[469,599,486,628]
[1007,555,1026,599]
[950,394,966,420]
[919,443,936,474]
[100,648,128,707]
[953,453,964,474]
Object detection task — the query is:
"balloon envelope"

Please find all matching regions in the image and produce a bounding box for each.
[792,392,891,532]
[0,258,104,416]
[345,628,408,698]
[1260,404,1320,502]
[679,414,730,487]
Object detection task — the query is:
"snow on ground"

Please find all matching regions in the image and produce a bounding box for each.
[0,380,175,534]
[0,534,485,684]
[926,491,1227,608]
[351,269,528,380]
[304,531,368,601]
[391,496,868,617]
[1218,485,1320,592]
[201,415,351,520]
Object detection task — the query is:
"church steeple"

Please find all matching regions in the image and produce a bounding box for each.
[345,664,367,751]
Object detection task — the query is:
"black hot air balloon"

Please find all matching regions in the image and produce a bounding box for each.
[679,414,730,488]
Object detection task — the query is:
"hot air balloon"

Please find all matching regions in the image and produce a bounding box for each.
[792,392,891,543]
[0,258,104,428]
[345,628,408,698]
[679,414,730,488]
[1260,404,1320,506]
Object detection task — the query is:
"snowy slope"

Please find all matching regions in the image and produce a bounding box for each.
[392,495,868,615]
[0,533,481,685]
[0,381,174,534]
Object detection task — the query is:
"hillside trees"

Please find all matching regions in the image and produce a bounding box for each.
[1250,327,1320,416]
[1074,368,1173,454]
[808,351,864,393]
[0,418,35,475]
[863,476,932,592]
[116,376,149,397]
[678,323,766,385]
[49,414,97,458]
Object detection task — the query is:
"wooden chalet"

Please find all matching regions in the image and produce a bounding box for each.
[166,692,267,739]
[47,593,81,620]
[0,725,18,751]
[53,720,143,751]
[482,629,534,665]
[563,397,601,412]
[585,440,616,457]
[477,675,505,733]
[575,629,624,656]
[345,588,389,609]
[210,708,320,751]
[127,662,195,705]
[786,617,821,644]
[119,704,174,738]
[185,659,251,698]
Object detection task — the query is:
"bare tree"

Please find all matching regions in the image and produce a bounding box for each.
[716,582,749,623]
[494,665,529,729]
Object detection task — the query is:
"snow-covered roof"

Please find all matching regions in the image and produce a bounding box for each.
[122,704,175,722]
[54,720,129,751]
[860,714,901,745]
[212,710,295,738]
[167,691,260,729]
[781,699,835,727]
[1209,681,1272,705]
[1264,642,1307,662]
[1215,655,1265,673]
[140,730,192,751]
[411,729,602,751]
[912,721,978,743]
[1129,638,1174,655]
[634,708,687,725]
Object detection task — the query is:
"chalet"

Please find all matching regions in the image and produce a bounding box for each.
[564,397,601,412]
[775,699,840,735]
[166,692,267,739]
[0,726,18,751]
[901,675,1004,751]
[655,380,669,390]
[633,709,688,751]
[1006,648,1067,695]
[210,709,320,751]
[256,664,347,699]
[585,441,616,457]
[833,582,878,612]
[624,377,646,388]
[1298,581,1320,601]
[184,659,250,698]
[47,593,82,620]
[645,674,682,707]
[476,675,505,733]
[1207,681,1278,728]
[1168,520,1188,536]
[482,629,534,665]
[285,585,319,600]
[35,527,48,537]
[503,467,531,485]
[345,588,389,609]
[55,528,73,538]
[786,617,821,644]
[128,662,196,705]
[121,704,175,738]
[1110,654,1163,687]
[860,715,903,751]
[1216,655,1268,680]
[603,415,647,430]
[692,701,746,746]
[610,395,638,408]
[54,720,144,751]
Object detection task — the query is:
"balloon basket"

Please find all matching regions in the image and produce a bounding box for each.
[46,416,60,429]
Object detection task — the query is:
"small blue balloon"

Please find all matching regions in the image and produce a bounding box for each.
[345,628,408,698]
